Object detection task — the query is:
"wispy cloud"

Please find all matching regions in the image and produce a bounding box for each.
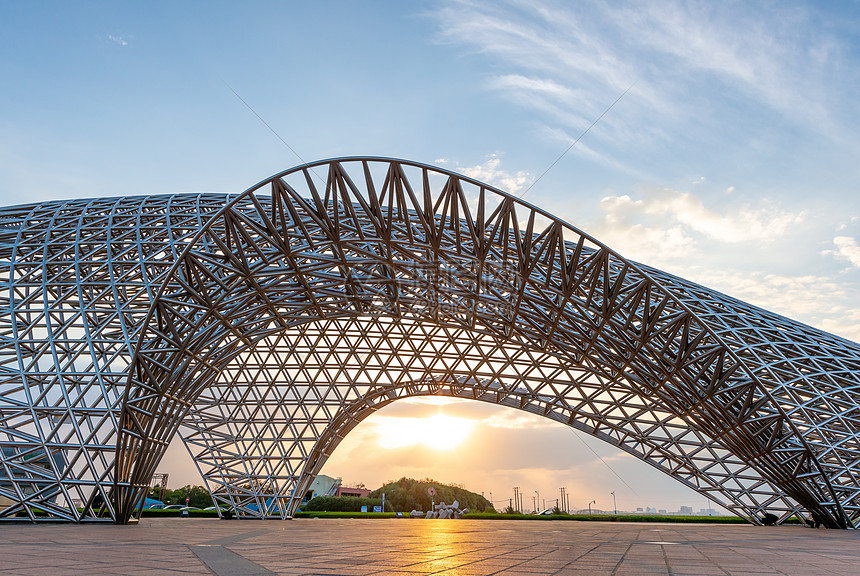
[609,2,840,132]
[431,0,855,144]
[106,34,129,47]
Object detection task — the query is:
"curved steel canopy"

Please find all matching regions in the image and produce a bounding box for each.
[0,157,858,527]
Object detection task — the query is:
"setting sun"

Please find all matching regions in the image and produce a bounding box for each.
[375,413,474,450]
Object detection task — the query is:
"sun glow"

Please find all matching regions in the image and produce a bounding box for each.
[375,413,474,450]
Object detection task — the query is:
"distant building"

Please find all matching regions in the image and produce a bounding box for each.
[679,506,693,515]
[303,475,342,504]
[336,485,371,498]
[302,476,372,503]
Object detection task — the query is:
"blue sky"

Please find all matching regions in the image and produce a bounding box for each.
[3,1,860,513]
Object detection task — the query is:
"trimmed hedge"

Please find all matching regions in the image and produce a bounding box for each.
[140,508,222,518]
[294,511,396,518]
[463,513,751,523]
[303,496,389,512]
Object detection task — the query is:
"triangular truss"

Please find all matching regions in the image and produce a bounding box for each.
[0,158,858,528]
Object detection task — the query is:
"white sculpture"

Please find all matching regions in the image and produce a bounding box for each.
[421,500,468,519]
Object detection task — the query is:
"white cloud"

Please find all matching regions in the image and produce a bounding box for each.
[483,411,552,429]
[588,188,805,266]
[571,189,860,344]
[459,155,530,195]
[681,268,860,342]
[824,236,860,268]
[818,308,860,343]
[646,191,805,242]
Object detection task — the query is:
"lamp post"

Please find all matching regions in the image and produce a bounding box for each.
[535,490,540,512]
[588,499,595,514]
[611,491,617,515]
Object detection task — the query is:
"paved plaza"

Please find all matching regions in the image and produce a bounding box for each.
[1,518,858,575]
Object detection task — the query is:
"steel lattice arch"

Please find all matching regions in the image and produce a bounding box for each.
[0,157,859,527]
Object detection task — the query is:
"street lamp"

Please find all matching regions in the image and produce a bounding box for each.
[535,490,540,512]
[611,491,617,515]
[588,499,596,514]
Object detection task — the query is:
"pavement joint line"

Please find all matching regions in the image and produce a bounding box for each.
[610,542,634,576]
[363,542,537,576]
[660,541,676,576]
[553,542,603,574]
[726,546,792,576]
[480,542,565,576]
[189,543,276,576]
[201,527,277,546]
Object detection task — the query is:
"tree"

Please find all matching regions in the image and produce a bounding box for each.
[369,477,494,513]
[151,485,214,508]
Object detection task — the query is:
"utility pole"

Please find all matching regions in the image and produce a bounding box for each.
[513,487,520,513]
[535,490,540,512]
[611,491,617,515]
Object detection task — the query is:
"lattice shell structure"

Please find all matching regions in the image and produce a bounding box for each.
[0,158,858,527]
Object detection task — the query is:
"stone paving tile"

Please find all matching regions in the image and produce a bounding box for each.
[2,519,860,575]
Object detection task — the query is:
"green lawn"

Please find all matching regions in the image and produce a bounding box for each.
[136,508,799,525]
